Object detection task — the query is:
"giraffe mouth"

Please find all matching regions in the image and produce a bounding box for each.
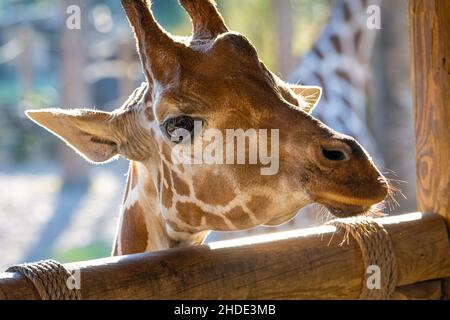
[314,192,380,218]
[313,194,372,218]
[264,208,299,226]
[318,192,383,207]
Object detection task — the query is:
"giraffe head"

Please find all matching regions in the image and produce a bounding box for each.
[26,0,388,237]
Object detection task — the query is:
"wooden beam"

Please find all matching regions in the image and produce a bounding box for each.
[409,0,450,226]
[0,212,449,300]
[392,280,442,300]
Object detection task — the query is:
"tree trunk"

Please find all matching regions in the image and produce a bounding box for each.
[272,0,294,77]
[59,0,90,186]
[370,0,416,213]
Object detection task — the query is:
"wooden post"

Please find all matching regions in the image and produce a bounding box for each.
[409,0,450,227]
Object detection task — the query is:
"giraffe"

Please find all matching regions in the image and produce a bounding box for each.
[25,0,388,255]
[290,0,382,161]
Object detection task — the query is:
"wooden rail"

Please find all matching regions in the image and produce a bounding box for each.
[1,212,449,300]
[410,0,450,227]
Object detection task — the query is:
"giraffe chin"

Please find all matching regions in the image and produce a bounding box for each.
[263,209,301,227]
[325,205,370,218]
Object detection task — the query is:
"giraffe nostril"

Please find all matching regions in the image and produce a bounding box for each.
[321,147,349,162]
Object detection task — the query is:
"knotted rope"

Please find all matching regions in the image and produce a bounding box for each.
[327,216,398,300]
[5,260,81,300]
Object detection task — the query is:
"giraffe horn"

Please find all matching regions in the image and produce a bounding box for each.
[179,0,228,40]
[121,0,179,83]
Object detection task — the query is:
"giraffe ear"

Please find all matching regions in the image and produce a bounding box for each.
[25,109,119,164]
[290,85,322,114]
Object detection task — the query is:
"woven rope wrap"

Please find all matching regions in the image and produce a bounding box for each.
[6,260,81,300]
[327,217,398,300]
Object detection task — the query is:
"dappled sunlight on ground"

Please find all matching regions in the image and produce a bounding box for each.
[0,172,59,270]
[0,165,125,270]
[55,172,121,252]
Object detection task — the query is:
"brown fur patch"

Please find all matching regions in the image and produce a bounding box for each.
[225,206,254,229]
[193,172,236,206]
[336,69,352,84]
[313,46,324,60]
[354,29,362,50]
[172,171,190,196]
[176,202,203,227]
[204,214,229,231]
[343,2,352,21]
[246,194,272,220]
[175,201,230,230]
[120,203,148,254]
[330,35,342,53]
[162,182,173,208]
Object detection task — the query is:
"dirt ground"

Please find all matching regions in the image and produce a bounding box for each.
[0,164,124,270]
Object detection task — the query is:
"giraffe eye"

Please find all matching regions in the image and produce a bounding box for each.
[163,116,196,143]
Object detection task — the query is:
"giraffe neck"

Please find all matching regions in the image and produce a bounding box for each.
[112,161,209,256]
[290,0,381,161]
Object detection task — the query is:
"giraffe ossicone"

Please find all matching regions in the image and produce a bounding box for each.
[26,0,389,255]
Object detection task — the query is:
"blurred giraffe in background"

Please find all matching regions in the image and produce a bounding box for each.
[290,0,382,162]
[208,0,384,241]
